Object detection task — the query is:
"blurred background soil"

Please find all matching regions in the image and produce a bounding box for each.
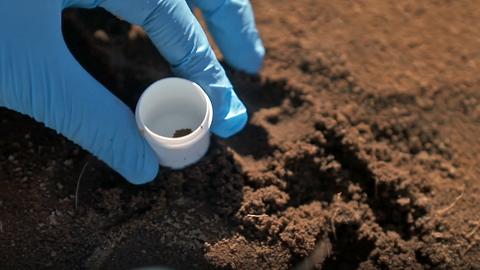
[1,0,480,269]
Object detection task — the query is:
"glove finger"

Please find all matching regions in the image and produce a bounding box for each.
[99,0,248,137]
[192,0,265,74]
[1,42,159,184]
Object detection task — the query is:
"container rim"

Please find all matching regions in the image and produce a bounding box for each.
[135,77,213,148]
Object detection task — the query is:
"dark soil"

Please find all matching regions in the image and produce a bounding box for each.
[173,129,193,138]
[2,1,480,269]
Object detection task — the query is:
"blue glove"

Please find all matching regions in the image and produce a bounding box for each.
[188,0,265,73]
[0,0,264,184]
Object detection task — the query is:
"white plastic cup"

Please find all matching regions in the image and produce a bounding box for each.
[135,77,213,169]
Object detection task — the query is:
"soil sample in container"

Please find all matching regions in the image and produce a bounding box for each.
[173,128,192,138]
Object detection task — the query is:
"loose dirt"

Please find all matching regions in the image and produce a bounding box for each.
[1,1,480,269]
[173,129,193,138]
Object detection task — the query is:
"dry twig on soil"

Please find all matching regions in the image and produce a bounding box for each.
[331,208,339,241]
[294,236,332,270]
[461,221,480,256]
[246,214,268,218]
[75,161,90,209]
[466,222,480,238]
[436,185,465,216]
[462,236,480,256]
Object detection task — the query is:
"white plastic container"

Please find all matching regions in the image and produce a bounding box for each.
[135,77,213,169]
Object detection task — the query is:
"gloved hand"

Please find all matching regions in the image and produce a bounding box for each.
[0,0,264,184]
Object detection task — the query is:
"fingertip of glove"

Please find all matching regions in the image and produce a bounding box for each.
[127,163,159,185]
[221,30,265,74]
[223,35,265,74]
[212,110,248,139]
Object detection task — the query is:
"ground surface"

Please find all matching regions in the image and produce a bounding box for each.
[1,1,480,269]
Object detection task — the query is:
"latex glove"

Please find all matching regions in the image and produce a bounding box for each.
[0,0,264,184]
[187,0,265,74]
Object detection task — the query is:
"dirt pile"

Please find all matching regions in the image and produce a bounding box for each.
[1,1,480,269]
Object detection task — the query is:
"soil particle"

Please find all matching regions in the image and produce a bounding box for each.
[173,128,193,138]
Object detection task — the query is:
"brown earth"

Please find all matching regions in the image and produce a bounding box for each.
[173,129,193,139]
[1,1,480,269]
